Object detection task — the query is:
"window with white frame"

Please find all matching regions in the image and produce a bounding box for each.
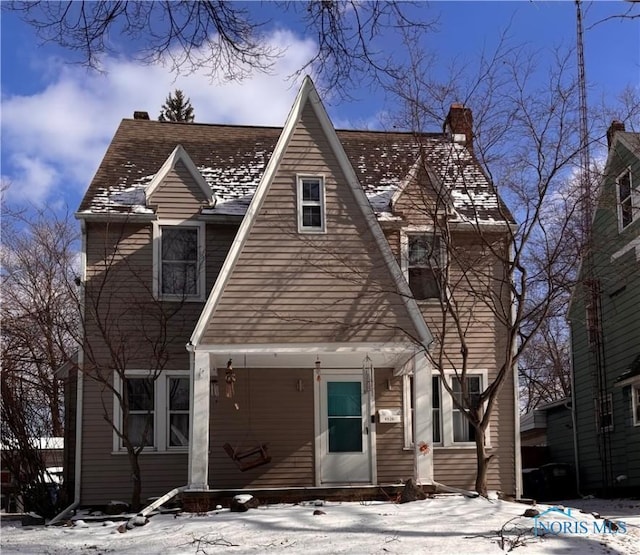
[595,393,613,432]
[633,384,640,427]
[168,377,189,447]
[452,375,482,443]
[125,377,155,447]
[407,234,442,300]
[115,372,190,452]
[297,176,325,232]
[617,169,638,230]
[403,375,442,447]
[154,221,205,300]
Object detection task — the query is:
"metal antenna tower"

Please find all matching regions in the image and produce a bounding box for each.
[575,0,612,494]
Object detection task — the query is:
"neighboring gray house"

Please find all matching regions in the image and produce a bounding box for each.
[568,123,640,496]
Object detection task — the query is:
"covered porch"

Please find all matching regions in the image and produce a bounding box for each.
[186,342,433,493]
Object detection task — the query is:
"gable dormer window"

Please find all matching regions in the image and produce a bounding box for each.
[617,169,638,230]
[153,220,205,301]
[297,176,326,233]
[405,233,442,300]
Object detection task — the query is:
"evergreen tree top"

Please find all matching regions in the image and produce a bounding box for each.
[158,89,195,123]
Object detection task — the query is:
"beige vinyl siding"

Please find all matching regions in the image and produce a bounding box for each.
[209,368,314,488]
[202,102,418,345]
[80,220,236,505]
[80,375,188,505]
[375,369,413,483]
[391,183,517,495]
[148,160,209,219]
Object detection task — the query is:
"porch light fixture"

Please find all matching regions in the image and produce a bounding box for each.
[362,354,374,393]
[296,379,304,392]
[225,358,236,398]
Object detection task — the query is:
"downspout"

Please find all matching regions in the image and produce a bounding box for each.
[50,220,87,525]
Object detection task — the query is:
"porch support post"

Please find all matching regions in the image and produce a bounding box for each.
[413,353,434,483]
[187,349,210,490]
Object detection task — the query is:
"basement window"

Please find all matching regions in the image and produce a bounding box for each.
[297,176,326,233]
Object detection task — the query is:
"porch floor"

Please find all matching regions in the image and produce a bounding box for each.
[181,483,437,512]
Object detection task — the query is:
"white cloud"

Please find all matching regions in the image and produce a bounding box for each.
[1,30,316,207]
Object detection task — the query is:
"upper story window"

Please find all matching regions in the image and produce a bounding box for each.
[154,221,205,301]
[407,234,442,300]
[617,169,638,230]
[297,176,326,233]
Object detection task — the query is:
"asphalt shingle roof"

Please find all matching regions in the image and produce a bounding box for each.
[79,119,510,224]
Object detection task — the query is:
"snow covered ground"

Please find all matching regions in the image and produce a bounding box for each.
[2,495,639,554]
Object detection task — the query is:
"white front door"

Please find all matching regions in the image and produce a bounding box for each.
[319,373,371,484]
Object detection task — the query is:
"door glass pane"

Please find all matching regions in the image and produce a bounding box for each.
[327,381,362,453]
[327,382,361,416]
[328,418,362,452]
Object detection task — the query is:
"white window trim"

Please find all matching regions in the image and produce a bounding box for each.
[113,370,190,454]
[400,226,446,302]
[616,167,639,232]
[595,393,614,433]
[152,220,206,301]
[633,384,640,427]
[403,370,489,449]
[442,370,490,449]
[297,174,326,233]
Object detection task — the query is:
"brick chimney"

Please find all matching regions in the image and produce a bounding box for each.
[444,103,473,149]
[607,120,625,148]
[133,111,150,120]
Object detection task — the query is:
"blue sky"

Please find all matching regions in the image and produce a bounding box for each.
[1,1,638,210]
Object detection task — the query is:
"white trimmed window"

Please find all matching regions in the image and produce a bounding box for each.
[403,231,443,300]
[633,384,640,427]
[404,372,487,448]
[595,393,613,433]
[114,371,190,452]
[452,375,482,443]
[617,169,638,230]
[153,221,205,301]
[402,374,442,448]
[297,176,326,232]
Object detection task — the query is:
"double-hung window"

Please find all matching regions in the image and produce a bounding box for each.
[617,169,638,230]
[168,377,189,447]
[403,375,442,447]
[407,234,442,300]
[154,221,205,300]
[452,375,482,443]
[126,378,155,447]
[297,176,325,232]
[115,372,190,452]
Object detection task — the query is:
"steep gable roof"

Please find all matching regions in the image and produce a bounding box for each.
[190,76,431,347]
[145,144,214,205]
[77,105,508,225]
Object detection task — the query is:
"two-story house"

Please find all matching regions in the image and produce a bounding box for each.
[70,77,519,508]
[568,123,640,496]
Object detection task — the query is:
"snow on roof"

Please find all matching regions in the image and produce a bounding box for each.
[80,120,509,224]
